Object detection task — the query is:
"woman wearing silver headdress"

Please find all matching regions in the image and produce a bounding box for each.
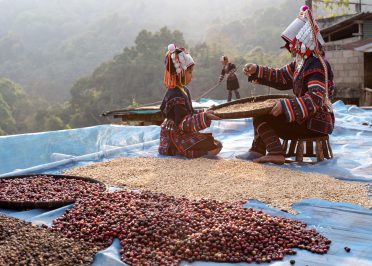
[238,6,335,165]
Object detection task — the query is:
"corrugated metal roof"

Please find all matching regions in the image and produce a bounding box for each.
[320,12,372,35]
[341,38,372,51]
[317,14,356,29]
[355,43,372,52]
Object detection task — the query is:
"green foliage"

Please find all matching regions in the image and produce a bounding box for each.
[67,27,293,128]
[0,79,25,106]
[314,0,350,8]
[0,0,358,109]
[313,0,352,17]
[205,0,303,53]
[128,97,141,109]
[0,0,321,135]
[0,79,24,135]
[0,0,262,103]
[0,78,72,135]
[0,25,294,136]
[0,93,16,134]
[43,115,65,131]
[68,27,185,127]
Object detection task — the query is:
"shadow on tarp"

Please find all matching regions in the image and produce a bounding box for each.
[1,199,371,266]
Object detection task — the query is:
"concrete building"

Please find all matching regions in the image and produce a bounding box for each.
[318,12,372,106]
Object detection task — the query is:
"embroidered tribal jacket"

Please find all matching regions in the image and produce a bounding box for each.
[159,86,211,158]
[250,55,335,135]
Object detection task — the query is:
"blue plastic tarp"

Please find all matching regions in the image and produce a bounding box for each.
[0,100,371,265]
[0,101,371,182]
[1,199,371,266]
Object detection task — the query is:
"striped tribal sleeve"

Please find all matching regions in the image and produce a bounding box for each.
[280,72,326,123]
[250,62,295,91]
[194,108,206,114]
[179,112,211,133]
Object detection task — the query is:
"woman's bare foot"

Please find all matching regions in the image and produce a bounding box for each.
[207,141,223,156]
[254,154,285,165]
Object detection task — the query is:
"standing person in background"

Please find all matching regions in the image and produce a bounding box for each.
[219,56,241,102]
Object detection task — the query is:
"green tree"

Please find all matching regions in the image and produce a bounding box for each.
[44,115,65,131]
[0,78,69,135]
[68,27,187,127]
[66,26,294,129]
[0,94,16,135]
[0,79,24,135]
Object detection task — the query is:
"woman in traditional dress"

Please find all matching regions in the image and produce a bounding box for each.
[219,56,241,102]
[238,6,335,164]
[159,44,222,158]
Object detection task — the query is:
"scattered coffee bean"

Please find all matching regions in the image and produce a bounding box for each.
[0,215,98,266]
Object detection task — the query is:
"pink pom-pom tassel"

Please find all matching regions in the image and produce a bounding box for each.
[301,5,309,12]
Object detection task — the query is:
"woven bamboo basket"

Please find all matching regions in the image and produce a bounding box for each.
[211,94,294,119]
[0,174,106,210]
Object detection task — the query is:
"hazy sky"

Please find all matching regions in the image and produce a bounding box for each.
[1,0,371,42]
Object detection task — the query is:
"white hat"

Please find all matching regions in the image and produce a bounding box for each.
[281,5,325,57]
[167,44,194,74]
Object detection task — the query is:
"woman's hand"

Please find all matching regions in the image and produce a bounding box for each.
[271,101,283,117]
[164,119,175,130]
[243,63,257,76]
[206,105,216,112]
[205,110,221,120]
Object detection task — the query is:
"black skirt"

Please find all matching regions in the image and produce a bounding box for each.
[227,76,239,91]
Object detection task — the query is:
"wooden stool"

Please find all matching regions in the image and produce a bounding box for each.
[282,135,333,163]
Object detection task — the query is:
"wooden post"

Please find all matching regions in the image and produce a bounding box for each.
[282,140,288,155]
[296,140,304,162]
[305,140,314,157]
[287,140,298,157]
[322,140,330,159]
[326,138,334,159]
[358,21,363,40]
[305,0,313,10]
[355,0,362,13]
[316,139,324,162]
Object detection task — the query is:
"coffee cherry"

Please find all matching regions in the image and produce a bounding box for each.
[0,175,105,203]
[52,190,331,265]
